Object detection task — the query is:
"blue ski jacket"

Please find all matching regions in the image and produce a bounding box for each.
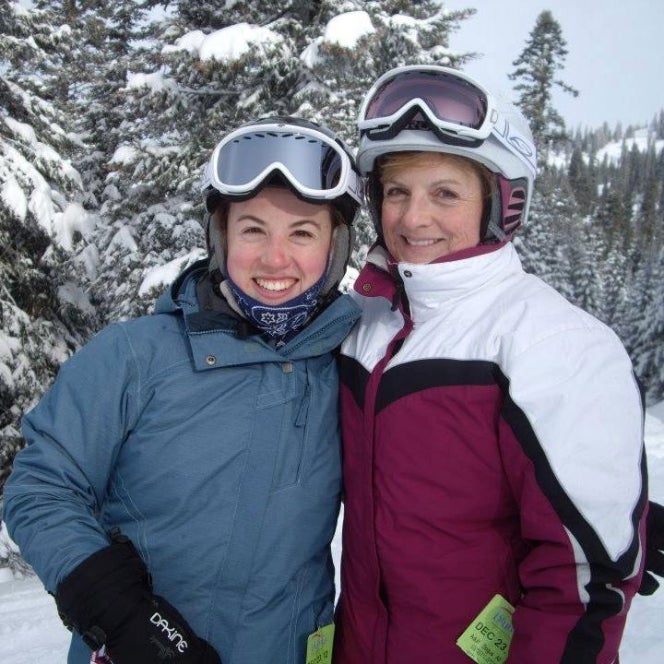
[4,260,360,663]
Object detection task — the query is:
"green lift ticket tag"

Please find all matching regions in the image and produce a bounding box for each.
[456,594,515,664]
[306,623,335,664]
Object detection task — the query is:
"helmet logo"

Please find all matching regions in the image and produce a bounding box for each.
[493,119,536,177]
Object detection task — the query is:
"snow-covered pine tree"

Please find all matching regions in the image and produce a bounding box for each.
[0,0,95,487]
[567,145,596,216]
[612,246,648,364]
[630,246,664,403]
[597,183,632,258]
[507,10,597,323]
[653,110,664,140]
[636,144,663,252]
[509,10,578,156]
[594,242,630,328]
[516,168,582,305]
[33,0,150,206]
[27,0,163,325]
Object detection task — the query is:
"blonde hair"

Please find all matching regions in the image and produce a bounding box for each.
[377,151,495,200]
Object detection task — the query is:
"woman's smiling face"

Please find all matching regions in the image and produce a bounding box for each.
[225,187,333,305]
[380,153,485,263]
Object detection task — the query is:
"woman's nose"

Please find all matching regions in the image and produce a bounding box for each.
[400,196,430,229]
[261,237,290,269]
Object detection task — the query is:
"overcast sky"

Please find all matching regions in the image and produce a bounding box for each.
[442,0,664,132]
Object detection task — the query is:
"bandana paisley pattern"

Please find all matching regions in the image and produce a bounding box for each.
[228,273,326,342]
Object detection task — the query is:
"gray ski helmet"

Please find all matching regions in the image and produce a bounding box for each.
[357,65,537,243]
[201,116,362,295]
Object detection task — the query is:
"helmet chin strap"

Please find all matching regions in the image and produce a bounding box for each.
[481,187,506,244]
[484,220,506,243]
[205,211,226,285]
[321,224,354,296]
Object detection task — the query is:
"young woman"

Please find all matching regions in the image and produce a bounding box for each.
[4,117,362,664]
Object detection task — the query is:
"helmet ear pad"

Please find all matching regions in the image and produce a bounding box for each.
[205,203,229,284]
[484,175,529,243]
[365,174,385,241]
[480,175,529,244]
[499,176,528,238]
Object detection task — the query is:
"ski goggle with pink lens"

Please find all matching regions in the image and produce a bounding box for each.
[358,66,498,147]
[208,124,362,204]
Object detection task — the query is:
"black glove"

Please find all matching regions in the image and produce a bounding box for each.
[56,534,221,663]
[638,500,664,596]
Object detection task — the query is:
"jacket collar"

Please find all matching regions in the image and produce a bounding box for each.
[154,258,361,369]
[356,242,523,320]
[154,259,210,316]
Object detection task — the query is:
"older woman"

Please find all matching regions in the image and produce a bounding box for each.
[4,117,361,664]
[335,66,647,664]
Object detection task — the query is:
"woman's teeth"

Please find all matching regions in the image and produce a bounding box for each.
[406,238,439,247]
[255,278,295,291]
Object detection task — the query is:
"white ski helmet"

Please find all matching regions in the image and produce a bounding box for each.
[357,65,537,243]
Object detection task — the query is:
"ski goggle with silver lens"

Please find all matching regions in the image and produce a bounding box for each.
[207,124,362,204]
[358,66,498,147]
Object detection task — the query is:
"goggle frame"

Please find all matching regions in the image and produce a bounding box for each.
[358,65,498,147]
[207,123,362,204]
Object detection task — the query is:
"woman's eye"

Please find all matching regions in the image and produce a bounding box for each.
[384,186,406,197]
[242,226,264,235]
[437,188,459,200]
[293,229,314,239]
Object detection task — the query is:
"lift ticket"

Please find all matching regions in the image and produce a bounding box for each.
[306,623,334,664]
[456,594,515,664]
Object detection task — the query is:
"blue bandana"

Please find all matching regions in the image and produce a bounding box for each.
[227,273,327,342]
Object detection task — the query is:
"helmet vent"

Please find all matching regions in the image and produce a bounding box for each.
[503,186,526,234]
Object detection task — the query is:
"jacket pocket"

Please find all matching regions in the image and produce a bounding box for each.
[313,599,335,629]
[271,393,309,490]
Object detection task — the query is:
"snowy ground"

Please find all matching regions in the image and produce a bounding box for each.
[1,402,663,663]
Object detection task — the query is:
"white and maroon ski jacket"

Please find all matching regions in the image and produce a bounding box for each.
[335,241,646,664]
